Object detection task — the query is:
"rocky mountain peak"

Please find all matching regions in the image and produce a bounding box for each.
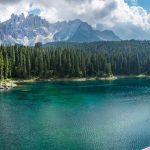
[10,13,24,24]
[0,13,120,45]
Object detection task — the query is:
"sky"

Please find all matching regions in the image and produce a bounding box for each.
[0,0,150,40]
[126,0,150,12]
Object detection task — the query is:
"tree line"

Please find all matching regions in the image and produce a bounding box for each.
[0,40,150,79]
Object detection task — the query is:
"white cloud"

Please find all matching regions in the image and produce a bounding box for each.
[0,0,150,40]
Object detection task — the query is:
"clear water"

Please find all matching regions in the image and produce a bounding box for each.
[0,78,150,150]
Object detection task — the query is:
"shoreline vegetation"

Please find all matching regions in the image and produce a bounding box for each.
[1,74,150,90]
[1,42,150,83]
[1,42,150,88]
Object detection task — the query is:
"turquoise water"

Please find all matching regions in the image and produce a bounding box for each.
[0,78,150,150]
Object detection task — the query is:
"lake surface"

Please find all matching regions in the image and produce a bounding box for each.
[0,78,150,150]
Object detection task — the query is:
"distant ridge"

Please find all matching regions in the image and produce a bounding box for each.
[0,13,120,46]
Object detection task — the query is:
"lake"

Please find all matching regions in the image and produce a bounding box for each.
[0,78,150,150]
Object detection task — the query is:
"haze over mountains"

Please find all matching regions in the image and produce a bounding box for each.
[0,13,120,46]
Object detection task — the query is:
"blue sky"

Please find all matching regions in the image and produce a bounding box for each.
[138,0,150,12]
[127,0,150,12]
[28,8,41,16]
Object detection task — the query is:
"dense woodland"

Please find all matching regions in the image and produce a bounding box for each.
[0,40,150,79]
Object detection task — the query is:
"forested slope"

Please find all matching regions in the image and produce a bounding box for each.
[0,40,150,79]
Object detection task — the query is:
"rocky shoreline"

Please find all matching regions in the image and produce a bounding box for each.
[0,81,17,90]
[47,76,118,81]
[1,75,150,90]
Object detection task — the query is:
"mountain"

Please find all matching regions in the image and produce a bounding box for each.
[68,21,100,42]
[96,30,120,41]
[0,14,120,46]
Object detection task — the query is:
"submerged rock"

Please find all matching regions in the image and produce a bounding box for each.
[0,85,5,89]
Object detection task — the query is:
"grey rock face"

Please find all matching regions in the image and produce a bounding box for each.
[0,14,120,45]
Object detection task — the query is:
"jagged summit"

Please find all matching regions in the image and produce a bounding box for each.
[0,13,120,46]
